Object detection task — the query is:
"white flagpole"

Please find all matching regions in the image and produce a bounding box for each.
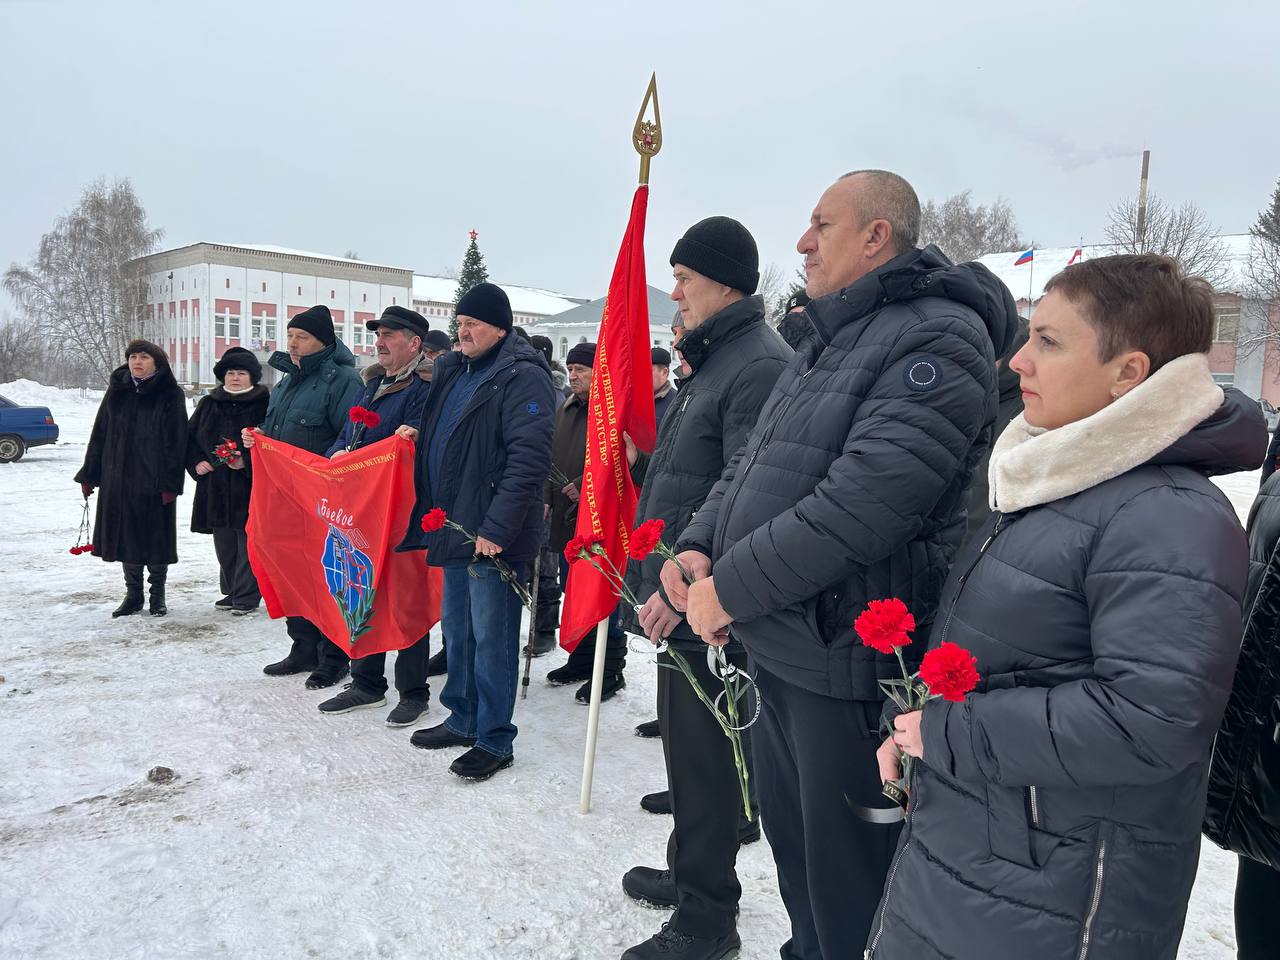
[1027,247,1035,319]
[578,618,611,813]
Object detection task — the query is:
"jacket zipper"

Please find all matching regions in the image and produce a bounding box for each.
[866,513,1009,960]
[865,774,924,959]
[1078,839,1108,960]
[1028,785,1041,828]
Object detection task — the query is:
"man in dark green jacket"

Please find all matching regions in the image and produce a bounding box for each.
[242,304,363,688]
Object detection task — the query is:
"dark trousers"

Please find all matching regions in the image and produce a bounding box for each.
[558,556,627,674]
[533,536,561,638]
[660,645,758,938]
[284,616,349,673]
[1236,855,1280,959]
[212,527,260,608]
[351,632,431,702]
[752,666,900,960]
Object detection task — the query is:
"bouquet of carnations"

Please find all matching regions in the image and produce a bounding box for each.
[212,437,241,467]
[346,406,382,452]
[68,496,93,556]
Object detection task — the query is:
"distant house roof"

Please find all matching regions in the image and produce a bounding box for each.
[412,275,584,317]
[533,285,676,328]
[132,242,414,275]
[975,234,1256,302]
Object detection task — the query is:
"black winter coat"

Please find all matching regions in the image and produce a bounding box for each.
[397,334,555,566]
[962,319,1027,546]
[1204,469,1280,868]
[625,296,791,648]
[75,363,189,565]
[868,374,1266,960]
[546,393,589,552]
[677,247,1017,700]
[186,386,270,533]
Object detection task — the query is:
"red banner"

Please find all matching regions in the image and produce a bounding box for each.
[559,185,656,649]
[246,434,441,658]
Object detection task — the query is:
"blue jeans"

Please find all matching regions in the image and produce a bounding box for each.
[440,559,528,758]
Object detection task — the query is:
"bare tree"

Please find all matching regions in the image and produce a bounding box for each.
[1103,193,1230,288]
[919,191,1026,263]
[758,263,786,326]
[0,313,41,383]
[3,178,164,384]
[342,249,361,260]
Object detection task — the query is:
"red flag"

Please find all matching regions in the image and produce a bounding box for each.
[559,185,656,649]
[246,433,441,658]
[1067,247,1083,265]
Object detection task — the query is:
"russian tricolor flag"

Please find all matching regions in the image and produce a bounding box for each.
[1014,248,1034,266]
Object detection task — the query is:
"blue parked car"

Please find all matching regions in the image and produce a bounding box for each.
[0,393,59,462]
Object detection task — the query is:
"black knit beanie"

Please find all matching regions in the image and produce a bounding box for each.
[213,346,263,384]
[669,216,760,295]
[455,282,513,332]
[530,334,554,365]
[566,342,597,368]
[287,304,336,345]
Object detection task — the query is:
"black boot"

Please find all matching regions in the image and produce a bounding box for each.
[622,866,678,909]
[112,564,145,618]
[621,922,740,960]
[147,564,168,617]
[425,647,448,677]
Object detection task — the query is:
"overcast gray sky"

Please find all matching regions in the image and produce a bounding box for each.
[2,0,1276,309]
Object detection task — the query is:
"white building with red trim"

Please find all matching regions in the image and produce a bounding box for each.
[133,243,583,387]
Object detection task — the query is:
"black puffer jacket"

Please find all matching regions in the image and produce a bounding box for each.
[1204,469,1280,868]
[186,386,270,533]
[624,295,791,648]
[867,369,1266,960]
[75,363,189,564]
[962,318,1028,546]
[677,246,1017,699]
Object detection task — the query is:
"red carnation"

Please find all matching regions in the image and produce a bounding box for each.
[68,546,79,555]
[628,519,666,561]
[420,509,447,533]
[84,543,93,552]
[363,410,381,428]
[564,534,588,564]
[854,598,916,655]
[919,642,980,703]
[349,406,371,426]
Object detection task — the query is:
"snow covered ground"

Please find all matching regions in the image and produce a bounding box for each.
[0,380,1245,959]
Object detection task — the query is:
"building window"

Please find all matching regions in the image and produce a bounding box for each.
[225,278,230,289]
[1214,303,1240,343]
[392,297,397,305]
[559,337,568,359]
[214,308,227,338]
[363,293,367,303]
[297,286,302,296]
[330,290,335,299]
[265,314,277,342]
[227,308,241,340]
[261,282,267,292]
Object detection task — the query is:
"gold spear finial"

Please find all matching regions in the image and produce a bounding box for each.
[632,73,662,185]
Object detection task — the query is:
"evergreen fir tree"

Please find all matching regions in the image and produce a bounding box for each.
[1253,179,1280,245]
[450,229,490,339]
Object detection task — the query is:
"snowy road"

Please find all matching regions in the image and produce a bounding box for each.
[0,381,1243,959]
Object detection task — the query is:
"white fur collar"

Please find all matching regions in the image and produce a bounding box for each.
[989,353,1224,514]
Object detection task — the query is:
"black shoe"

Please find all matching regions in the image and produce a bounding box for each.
[522,632,557,658]
[112,593,144,618]
[386,697,428,727]
[449,746,513,781]
[640,790,672,815]
[410,723,476,750]
[622,866,677,909]
[318,684,386,714]
[546,662,593,686]
[230,605,258,616]
[621,923,740,960]
[304,665,349,690]
[425,648,448,678]
[635,719,661,739]
[575,672,625,704]
[738,820,761,846]
[263,656,318,677]
[149,595,168,617]
[215,596,234,609]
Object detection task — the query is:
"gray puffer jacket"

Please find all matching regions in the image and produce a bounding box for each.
[867,359,1267,960]
[677,246,1018,699]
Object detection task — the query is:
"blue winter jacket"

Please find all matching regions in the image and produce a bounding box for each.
[397,334,555,566]
[324,355,433,455]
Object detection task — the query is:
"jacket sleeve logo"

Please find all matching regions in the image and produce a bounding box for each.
[903,356,942,393]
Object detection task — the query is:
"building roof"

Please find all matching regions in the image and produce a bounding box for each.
[412,275,583,317]
[222,243,412,271]
[975,234,1256,302]
[531,285,676,329]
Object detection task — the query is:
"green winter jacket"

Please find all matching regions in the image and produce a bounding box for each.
[259,340,363,454]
